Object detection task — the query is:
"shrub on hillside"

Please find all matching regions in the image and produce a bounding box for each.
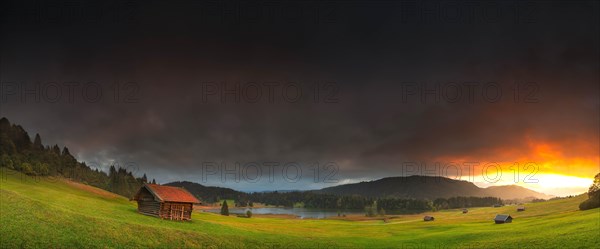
[0,155,14,169]
[580,173,600,210]
[21,163,35,175]
[579,196,599,210]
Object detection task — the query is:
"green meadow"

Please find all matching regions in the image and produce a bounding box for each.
[1,169,598,248]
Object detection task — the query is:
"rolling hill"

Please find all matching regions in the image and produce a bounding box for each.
[1,168,598,248]
[316,175,552,200]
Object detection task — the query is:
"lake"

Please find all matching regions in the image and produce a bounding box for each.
[204,207,365,219]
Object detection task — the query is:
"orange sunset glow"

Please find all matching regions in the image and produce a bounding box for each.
[432,135,598,196]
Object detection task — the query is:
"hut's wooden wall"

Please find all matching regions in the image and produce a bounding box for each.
[159,202,194,220]
[136,187,161,217]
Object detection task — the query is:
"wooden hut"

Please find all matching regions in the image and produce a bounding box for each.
[133,183,201,221]
[423,216,435,221]
[494,214,512,224]
[462,208,468,214]
[517,206,525,212]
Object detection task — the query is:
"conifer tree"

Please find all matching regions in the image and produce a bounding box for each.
[33,133,43,150]
[220,200,229,216]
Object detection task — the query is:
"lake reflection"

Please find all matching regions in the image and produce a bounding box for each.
[204,207,364,219]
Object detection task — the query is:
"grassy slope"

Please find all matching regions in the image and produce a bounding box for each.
[1,169,598,249]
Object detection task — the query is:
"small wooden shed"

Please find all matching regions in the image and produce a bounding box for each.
[517,206,525,212]
[462,208,468,214]
[424,216,435,221]
[494,214,512,224]
[133,183,201,221]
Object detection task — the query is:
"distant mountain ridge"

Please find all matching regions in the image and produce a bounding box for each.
[482,185,553,200]
[315,175,551,200]
[166,175,551,204]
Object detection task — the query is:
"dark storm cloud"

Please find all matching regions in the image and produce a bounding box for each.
[1,0,598,191]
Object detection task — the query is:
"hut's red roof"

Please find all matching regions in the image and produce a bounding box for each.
[144,184,200,203]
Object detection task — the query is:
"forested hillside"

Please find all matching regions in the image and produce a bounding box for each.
[165,181,245,203]
[0,117,149,198]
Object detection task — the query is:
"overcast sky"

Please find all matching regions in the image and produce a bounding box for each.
[1,0,598,194]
